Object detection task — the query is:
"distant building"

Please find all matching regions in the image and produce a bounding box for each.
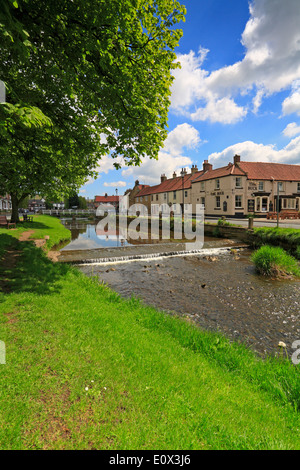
[0,194,11,211]
[192,155,300,217]
[94,194,120,211]
[132,156,300,217]
[52,202,65,210]
[28,196,46,212]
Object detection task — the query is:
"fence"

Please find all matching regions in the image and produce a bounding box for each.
[42,209,96,216]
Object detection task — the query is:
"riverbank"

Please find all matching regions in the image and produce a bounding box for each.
[0,216,300,449]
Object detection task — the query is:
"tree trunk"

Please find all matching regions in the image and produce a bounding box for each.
[10,193,20,223]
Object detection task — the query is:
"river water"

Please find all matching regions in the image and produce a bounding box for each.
[60,219,300,357]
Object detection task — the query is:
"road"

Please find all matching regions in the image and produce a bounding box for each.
[205,217,300,229]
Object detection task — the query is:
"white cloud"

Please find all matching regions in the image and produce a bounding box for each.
[282,122,300,137]
[171,0,300,123]
[191,97,247,124]
[163,123,201,155]
[207,137,300,168]
[122,123,201,183]
[282,90,300,116]
[103,181,127,188]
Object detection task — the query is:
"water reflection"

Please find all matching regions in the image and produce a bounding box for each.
[60,220,205,251]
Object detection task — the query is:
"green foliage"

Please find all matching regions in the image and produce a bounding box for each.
[251,245,300,278]
[0,0,187,221]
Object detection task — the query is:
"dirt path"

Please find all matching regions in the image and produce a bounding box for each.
[18,230,61,262]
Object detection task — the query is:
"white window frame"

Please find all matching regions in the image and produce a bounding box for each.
[258,181,264,191]
[235,195,242,208]
[235,177,242,188]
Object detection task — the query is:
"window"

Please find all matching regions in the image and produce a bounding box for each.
[164,193,167,200]
[215,179,220,189]
[216,196,220,208]
[201,197,205,208]
[283,198,295,209]
[235,177,242,188]
[156,194,158,201]
[173,191,176,199]
[145,196,148,201]
[256,198,261,211]
[258,181,264,191]
[184,190,188,198]
[297,182,300,192]
[151,195,153,201]
[235,195,242,208]
[201,182,205,191]
[278,182,283,191]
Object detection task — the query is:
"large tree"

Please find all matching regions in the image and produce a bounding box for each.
[0,0,186,221]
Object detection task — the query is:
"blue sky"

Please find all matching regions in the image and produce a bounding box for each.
[81,0,300,198]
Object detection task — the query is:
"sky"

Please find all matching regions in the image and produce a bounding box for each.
[80,0,300,198]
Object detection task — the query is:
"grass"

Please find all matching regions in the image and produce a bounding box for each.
[0,215,71,251]
[251,245,300,278]
[253,227,300,258]
[0,217,300,449]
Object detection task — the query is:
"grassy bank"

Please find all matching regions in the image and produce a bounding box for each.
[253,227,300,259]
[251,245,300,278]
[0,218,300,449]
[0,215,71,252]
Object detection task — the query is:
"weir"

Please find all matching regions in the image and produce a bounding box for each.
[62,245,248,266]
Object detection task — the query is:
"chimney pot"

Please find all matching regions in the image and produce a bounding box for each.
[203,160,213,172]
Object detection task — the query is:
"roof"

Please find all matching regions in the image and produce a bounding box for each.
[136,171,204,197]
[238,161,300,181]
[95,195,119,203]
[192,161,300,183]
[192,163,245,183]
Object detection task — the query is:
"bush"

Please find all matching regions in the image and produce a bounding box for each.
[251,245,300,278]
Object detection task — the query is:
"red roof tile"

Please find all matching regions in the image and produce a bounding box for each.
[95,195,119,203]
[136,171,204,196]
[238,161,300,181]
[192,163,245,182]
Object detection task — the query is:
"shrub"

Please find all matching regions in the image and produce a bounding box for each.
[251,245,300,278]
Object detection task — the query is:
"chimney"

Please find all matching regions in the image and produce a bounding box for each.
[234,154,241,164]
[135,180,139,187]
[203,160,213,172]
[191,164,199,174]
[173,171,177,178]
[161,174,167,183]
[105,193,108,197]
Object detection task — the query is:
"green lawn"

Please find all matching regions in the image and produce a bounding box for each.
[0,215,71,251]
[0,216,300,449]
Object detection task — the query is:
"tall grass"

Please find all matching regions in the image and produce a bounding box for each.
[251,245,300,278]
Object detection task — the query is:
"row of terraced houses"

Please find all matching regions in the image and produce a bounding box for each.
[124,155,300,218]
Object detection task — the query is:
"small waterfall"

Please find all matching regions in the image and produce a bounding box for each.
[73,246,247,266]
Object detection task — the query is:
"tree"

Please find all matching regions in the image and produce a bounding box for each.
[0,0,186,221]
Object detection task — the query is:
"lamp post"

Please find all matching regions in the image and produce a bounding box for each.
[276,182,280,228]
[180,168,185,218]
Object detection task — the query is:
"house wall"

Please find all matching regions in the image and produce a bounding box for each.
[192,177,300,217]
[192,175,248,217]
